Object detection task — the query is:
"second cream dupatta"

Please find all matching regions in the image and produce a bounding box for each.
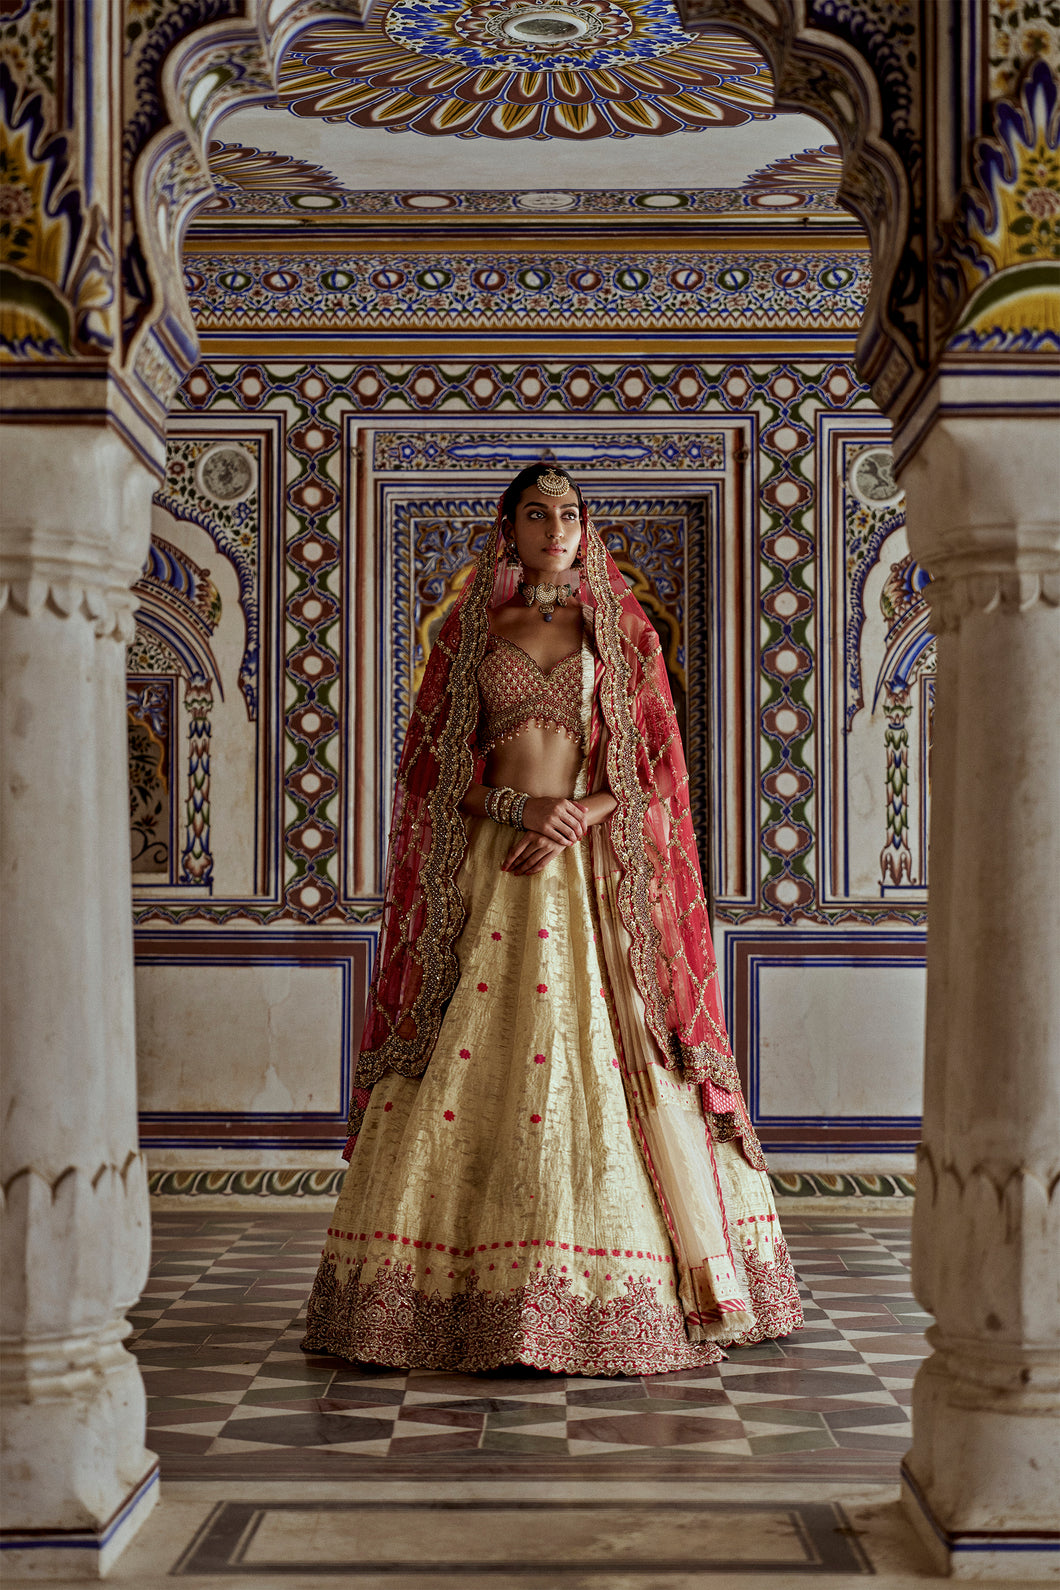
[578,534,771,1339]
[591,810,756,1338]
[584,678,757,1339]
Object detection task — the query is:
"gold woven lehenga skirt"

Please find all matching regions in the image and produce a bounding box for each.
[302,820,794,1375]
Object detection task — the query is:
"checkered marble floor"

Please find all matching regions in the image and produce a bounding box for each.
[130,1210,926,1483]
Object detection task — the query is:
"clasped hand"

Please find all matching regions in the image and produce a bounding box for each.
[501,796,588,875]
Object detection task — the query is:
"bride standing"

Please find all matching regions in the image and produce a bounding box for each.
[302,462,802,1374]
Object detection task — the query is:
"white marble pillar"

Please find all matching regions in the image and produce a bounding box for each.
[0,426,159,1576]
[901,411,1060,1579]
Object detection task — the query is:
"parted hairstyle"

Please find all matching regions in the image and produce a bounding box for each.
[500,462,586,526]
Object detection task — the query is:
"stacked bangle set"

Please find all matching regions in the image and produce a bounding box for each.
[485,786,530,830]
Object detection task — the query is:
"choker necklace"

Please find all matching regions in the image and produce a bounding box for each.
[518,579,572,623]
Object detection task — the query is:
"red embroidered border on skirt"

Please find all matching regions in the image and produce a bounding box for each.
[727,1234,804,1346]
[301,1257,725,1377]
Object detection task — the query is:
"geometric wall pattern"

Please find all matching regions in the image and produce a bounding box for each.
[203,172,845,221]
[138,357,915,925]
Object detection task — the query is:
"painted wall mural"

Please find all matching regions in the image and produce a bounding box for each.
[946,59,1060,353]
[817,420,931,913]
[126,531,224,887]
[181,249,870,340]
[132,357,928,1164]
[0,0,114,361]
[127,678,176,879]
[154,439,262,718]
[372,428,727,470]
[988,0,1060,100]
[129,422,279,907]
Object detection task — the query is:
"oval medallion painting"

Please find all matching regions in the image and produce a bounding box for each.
[848,447,903,509]
[196,444,257,505]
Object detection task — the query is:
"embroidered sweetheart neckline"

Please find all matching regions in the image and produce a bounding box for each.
[487,632,581,679]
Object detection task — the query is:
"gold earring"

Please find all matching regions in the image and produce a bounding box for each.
[504,537,522,570]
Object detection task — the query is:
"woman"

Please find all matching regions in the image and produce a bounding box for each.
[302,463,802,1375]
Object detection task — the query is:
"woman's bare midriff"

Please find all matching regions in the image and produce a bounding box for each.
[485,724,583,800]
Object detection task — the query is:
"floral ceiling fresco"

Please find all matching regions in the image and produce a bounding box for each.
[270,0,775,139]
[745,143,842,189]
[204,143,340,191]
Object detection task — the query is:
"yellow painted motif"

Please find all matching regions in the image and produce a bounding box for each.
[414,561,475,692]
[955,122,1060,345]
[973,129,1060,273]
[0,120,72,356]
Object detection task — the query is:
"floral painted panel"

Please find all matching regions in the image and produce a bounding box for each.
[128,677,175,878]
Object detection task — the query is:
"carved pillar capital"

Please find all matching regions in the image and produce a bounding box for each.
[925,566,1060,634]
[0,533,142,641]
[0,428,155,638]
[900,409,1060,632]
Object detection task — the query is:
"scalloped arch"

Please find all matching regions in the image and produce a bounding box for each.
[16,0,929,454]
[124,1,371,446]
[675,0,921,418]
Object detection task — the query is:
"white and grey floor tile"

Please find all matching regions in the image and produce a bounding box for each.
[7,1210,1037,1588]
[125,1212,927,1481]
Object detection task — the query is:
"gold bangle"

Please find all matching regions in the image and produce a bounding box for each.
[485,785,527,829]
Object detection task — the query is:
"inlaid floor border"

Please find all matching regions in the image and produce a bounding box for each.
[174,1497,875,1578]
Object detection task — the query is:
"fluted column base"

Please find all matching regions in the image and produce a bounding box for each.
[0,1322,158,1578]
[902,1331,1060,1579]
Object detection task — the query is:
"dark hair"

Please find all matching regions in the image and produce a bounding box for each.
[500,462,585,525]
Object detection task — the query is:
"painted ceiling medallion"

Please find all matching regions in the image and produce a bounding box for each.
[275,4,774,140]
[459,1,613,58]
[387,0,653,74]
[489,5,598,47]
